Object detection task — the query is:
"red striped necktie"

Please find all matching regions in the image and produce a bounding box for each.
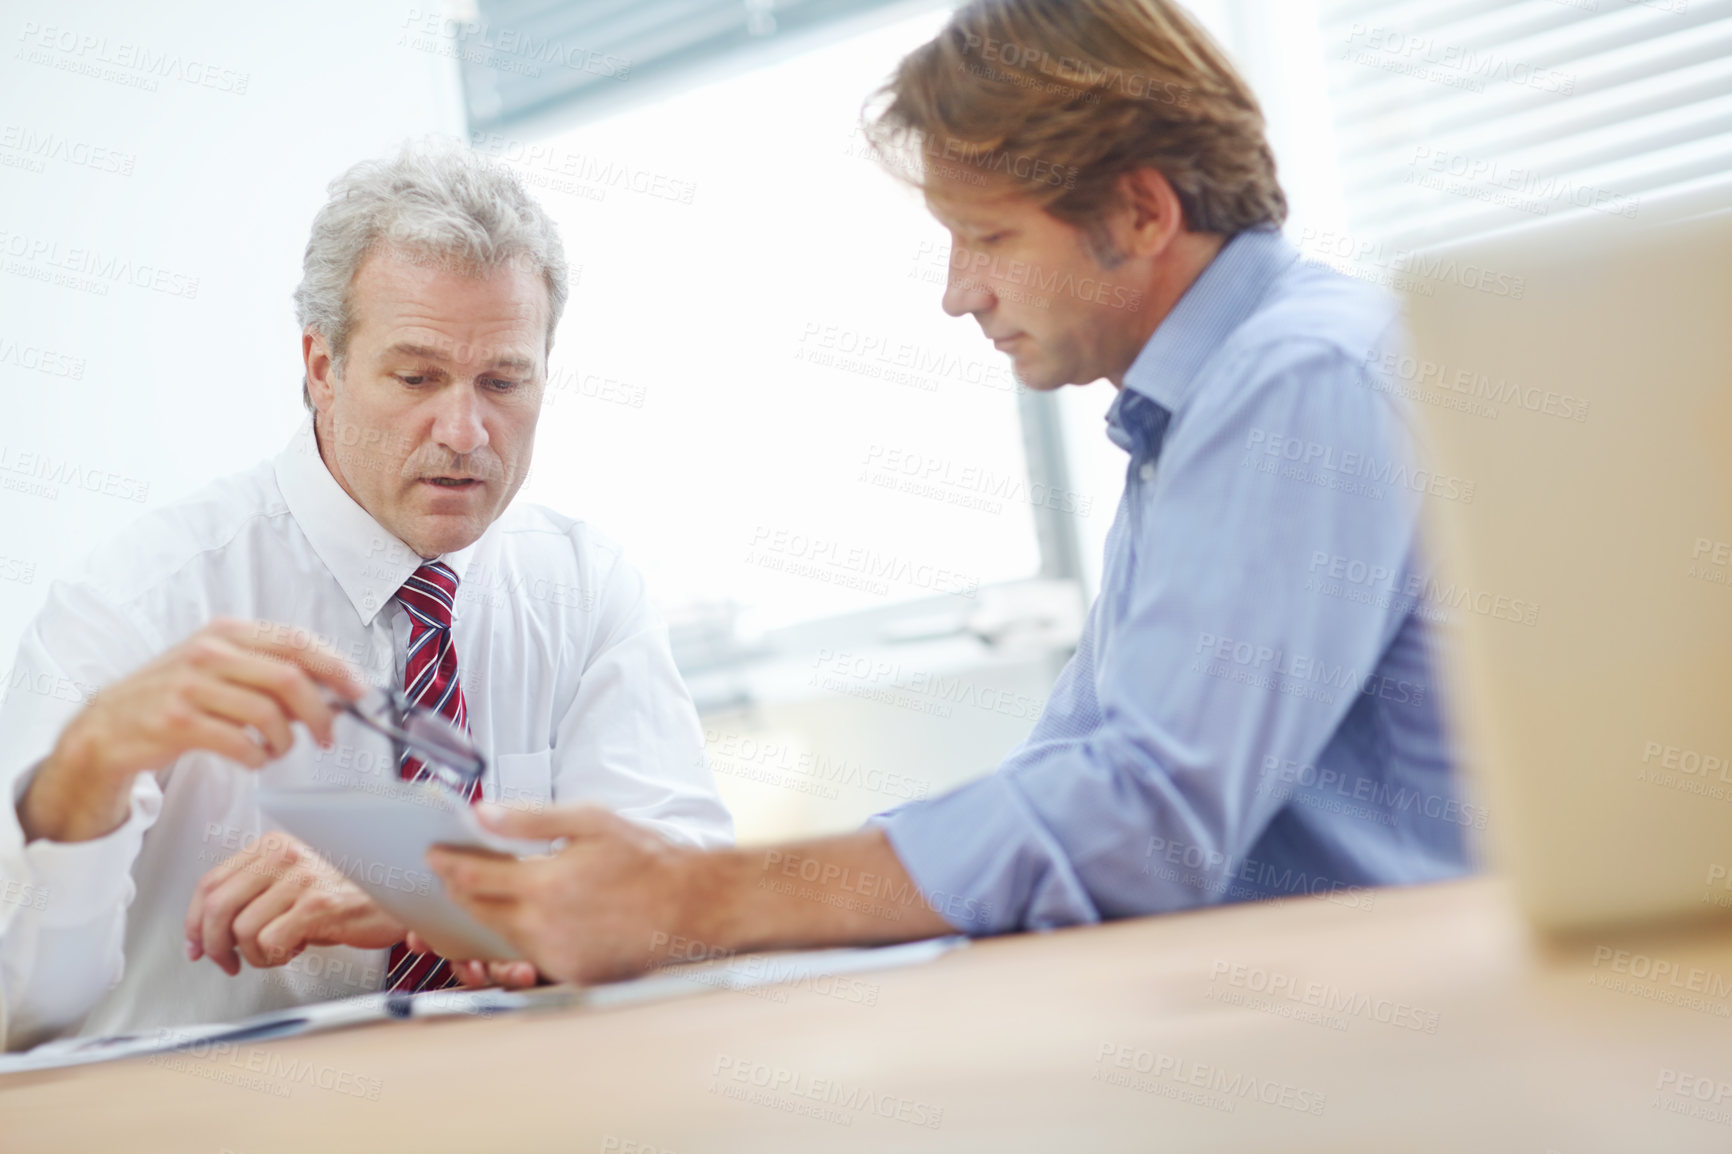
[384,560,479,993]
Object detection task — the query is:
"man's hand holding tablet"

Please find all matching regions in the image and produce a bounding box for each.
[425,804,701,986]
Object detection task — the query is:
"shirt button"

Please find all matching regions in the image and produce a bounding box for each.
[363,593,378,610]
[1139,461,1156,482]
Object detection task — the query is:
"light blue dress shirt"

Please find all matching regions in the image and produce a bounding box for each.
[880,227,1479,934]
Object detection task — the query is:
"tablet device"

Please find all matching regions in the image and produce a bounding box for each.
[259,783,553,962]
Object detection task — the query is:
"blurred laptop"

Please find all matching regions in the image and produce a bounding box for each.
[1402,183,1732,934]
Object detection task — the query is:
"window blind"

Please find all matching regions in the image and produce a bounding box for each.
[1317,0,1732,250]
[440,0,918,132]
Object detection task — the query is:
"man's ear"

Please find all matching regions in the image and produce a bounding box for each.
[1119,167,1187,261]
[304,330,337,414]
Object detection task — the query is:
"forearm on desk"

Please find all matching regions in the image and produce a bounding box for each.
[682,826,955,956]
[0,815,141,1050]
[1,901,129,1051]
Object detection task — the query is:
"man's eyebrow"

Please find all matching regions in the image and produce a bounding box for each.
[382,342,449,362]
[382,342,535,372]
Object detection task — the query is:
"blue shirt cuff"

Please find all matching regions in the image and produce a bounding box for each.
[877,771,1100,935]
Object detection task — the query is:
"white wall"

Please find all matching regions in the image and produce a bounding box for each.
[0,0,1356,845]
[0,0,464,666]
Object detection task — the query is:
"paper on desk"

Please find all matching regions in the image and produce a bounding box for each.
[584,935,967,1010]
[0,936,966,1075]
[0,993,401,1075]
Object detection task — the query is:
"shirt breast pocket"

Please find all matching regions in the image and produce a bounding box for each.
[490,749,553,812]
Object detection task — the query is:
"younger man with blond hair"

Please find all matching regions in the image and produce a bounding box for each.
[425,0,1476,982]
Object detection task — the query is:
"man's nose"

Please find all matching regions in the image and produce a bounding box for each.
[430,383,490,457]
[942,242,996,318]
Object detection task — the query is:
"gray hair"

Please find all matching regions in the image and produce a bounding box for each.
[294,140,569,408]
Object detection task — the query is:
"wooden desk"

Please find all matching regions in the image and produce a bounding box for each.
[6,877,1731,1152]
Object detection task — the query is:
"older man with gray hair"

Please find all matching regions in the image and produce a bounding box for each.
[0,142,731,1050]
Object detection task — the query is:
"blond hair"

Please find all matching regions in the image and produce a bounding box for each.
[867,0,1286,242]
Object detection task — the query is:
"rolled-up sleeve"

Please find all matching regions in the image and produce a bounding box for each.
[881,342,1422,933]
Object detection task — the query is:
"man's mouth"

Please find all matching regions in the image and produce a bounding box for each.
[422,477,484,489]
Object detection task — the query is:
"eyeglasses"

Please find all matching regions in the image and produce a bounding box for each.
[327,687,486,797]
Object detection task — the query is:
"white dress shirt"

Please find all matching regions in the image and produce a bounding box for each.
[0,420,731,1049]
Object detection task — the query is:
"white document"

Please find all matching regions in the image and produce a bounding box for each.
[0,938,967,1075]
[587,936,968,1009]
[0,988,576,1074]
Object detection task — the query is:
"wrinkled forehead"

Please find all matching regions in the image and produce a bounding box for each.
[349,248,551,361]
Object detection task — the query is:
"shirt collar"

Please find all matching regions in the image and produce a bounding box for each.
[273,420,483,626]
[1107,227,1300,453]
[1103,389,1167,457]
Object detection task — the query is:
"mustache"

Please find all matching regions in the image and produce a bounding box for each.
[402,448,508,483]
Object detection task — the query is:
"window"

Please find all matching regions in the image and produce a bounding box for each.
[503,9,1066,638]
[1315,0,1732,253]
